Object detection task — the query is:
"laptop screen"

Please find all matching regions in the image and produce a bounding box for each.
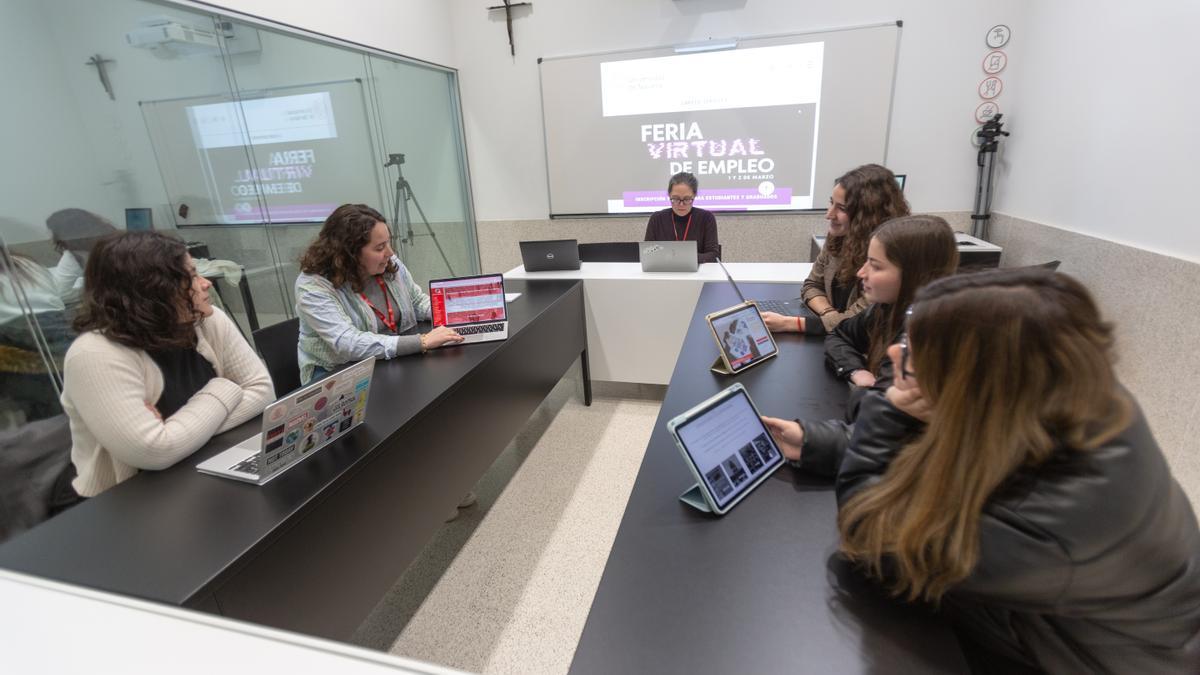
[430,274,507,327]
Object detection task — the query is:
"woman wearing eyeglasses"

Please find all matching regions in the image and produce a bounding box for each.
[762,164,909,335]
[771,268,1200,673]
[643,172,720,263]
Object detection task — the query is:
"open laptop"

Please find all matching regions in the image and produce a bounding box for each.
[430,273,509,344]
[714,258,805,317]
[640,241,698,273]
[197,357,376,484]
[520,239,581,272]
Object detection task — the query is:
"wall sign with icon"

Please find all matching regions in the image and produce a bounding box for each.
[973,25,1011,129]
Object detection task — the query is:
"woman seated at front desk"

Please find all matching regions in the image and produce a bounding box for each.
[61,231,273,500]
[643,171,720,263]
[294,204,464,386]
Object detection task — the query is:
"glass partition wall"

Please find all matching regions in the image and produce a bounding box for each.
[0,0,478,541]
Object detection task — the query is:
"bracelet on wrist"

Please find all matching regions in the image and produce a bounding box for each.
[419,333,428,353]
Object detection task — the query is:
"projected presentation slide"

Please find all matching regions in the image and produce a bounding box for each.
[598,42,823,214]
[185,91,349,223]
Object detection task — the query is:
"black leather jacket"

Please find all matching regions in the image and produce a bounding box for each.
[797,305,899,468]
[809,391,1200,673]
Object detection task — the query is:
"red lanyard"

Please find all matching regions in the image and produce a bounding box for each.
[360,276,397,333]
[673,212,693,242]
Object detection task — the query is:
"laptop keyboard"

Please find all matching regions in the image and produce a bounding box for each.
[753,299,803,317]
[231,455,260,476]
[456,323,504,336]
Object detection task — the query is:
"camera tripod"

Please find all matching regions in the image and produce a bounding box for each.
[971,114,1009,241]
[385,152,456,277]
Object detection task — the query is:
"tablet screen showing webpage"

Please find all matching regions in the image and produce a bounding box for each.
[430,276,506,327]
[713,305,776,371]
[676,389,783,510]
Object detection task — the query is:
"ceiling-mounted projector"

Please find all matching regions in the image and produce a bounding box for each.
[126,16,260,56]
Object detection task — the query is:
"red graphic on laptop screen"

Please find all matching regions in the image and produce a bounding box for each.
[431,276,506,326]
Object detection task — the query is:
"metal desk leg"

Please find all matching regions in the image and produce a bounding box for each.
[207,277,247,339]
[581,348,593,407]
[237,272,260,333]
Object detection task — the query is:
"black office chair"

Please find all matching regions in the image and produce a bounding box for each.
[252,318,301,397]
[578,241,640,263]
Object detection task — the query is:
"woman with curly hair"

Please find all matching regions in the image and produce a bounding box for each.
[61,231,273,498]
[295,204,462,385]
[762,164,909,335]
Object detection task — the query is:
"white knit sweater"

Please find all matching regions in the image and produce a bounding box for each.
[61,308,274,497]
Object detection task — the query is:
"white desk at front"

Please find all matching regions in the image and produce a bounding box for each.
[504,262,812,385]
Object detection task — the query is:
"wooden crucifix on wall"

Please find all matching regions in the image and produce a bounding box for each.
[486,0,531,56]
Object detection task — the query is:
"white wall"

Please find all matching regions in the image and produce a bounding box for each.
[202,0,457,67]
[448,0,1030,221]
[0,2,119,244]
[994,0,1200,264]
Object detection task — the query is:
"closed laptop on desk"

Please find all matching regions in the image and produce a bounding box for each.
[520,239,581,272]
[640,241,698,272]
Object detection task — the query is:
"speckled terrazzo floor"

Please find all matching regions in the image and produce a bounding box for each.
[351,366,663,674]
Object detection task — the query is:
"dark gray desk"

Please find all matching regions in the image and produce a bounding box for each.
[0,278,589,641]
[569,282,968,674]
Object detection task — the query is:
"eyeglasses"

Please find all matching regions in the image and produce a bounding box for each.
[669,196,695,205]
[898,306,915,379]
[898,333,916,380]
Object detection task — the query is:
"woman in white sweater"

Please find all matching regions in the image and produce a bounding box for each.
[60,231,272,499]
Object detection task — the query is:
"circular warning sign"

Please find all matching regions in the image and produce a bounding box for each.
[987,25,1011,49]
[982,50,1007,74]
[975,101,1000,124]
[978,76,1003,100]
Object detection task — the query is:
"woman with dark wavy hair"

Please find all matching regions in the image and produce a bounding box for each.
[762,164,909,335]
[770,268,1200,673]
[60,231,272,499]
[295,204,462,385]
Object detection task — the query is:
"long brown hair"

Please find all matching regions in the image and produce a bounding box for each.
[863,215,958,373]
[824,164,910,285]
[838,268,1132,602]
[298,204,396,292]
[73,231,201,350]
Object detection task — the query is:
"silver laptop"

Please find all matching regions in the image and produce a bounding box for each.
[196,357,376,484]
[430,273,509,344]
[714,258,805,317]
[640,241,698,273]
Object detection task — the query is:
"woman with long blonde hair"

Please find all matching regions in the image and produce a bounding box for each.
[770,268,1200,672]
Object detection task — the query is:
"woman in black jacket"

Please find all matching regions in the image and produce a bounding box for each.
[770,268,1200,673]
[765,215,958,463]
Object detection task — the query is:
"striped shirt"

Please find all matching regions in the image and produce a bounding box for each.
[294,257,430,384]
